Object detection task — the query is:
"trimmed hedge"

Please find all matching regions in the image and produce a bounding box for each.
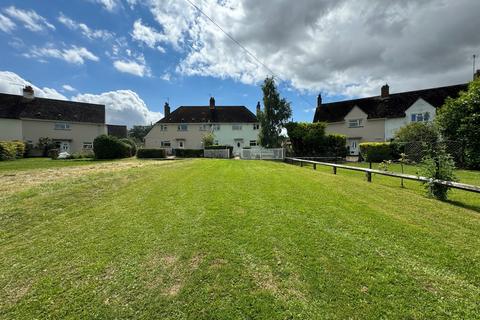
[137,148,166,158]
[359,142,393,162]
[174,149,203,158]
[0,141,26,160]
[93,135,132,159]
[120,138,137,157]
[205,145,234,158]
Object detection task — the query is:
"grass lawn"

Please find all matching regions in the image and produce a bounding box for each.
[0,157,95,172]
[1,159,479,319]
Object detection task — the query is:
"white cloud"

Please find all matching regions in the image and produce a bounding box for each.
[131,19,165,49]
[62,84,76,92]
[0,13,15,33]
[139,0,480,98]
[58,13,114,40]
[113,59,151,77]
[4,6,55,32]
[90,0,121,12]
[25,45,99,65]
[73,90,162,126]
[0,70,161,127]
[0,71,67,100]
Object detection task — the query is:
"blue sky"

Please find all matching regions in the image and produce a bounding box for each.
[0,0,478,126]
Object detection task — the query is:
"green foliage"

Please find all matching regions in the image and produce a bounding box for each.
[174,149,203,158]
[258,77,292,148]
[119,138,137,157]
[202,132,215,147]
[0,141,17,161]
[393,122,439,144]
[137,148,166,158]
[359,142,393,162]
[37,137,57,157]
[128,125,153,143]
[420,146,457,200]
[285,122,347,157]
[436,79,480,168]
[48,148,59,160]
[93,135,132,159]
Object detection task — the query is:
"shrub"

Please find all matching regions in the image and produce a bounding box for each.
[11,141,26,158]
[393,122,439,145]
[202,133,215,147]
[120,138,137,157]
[37,137,57,157]
[137,148,166,158]
[174,149,203,158]
[359,142,393,162]
[323,134,348,157]
[0,141,17,161]
[420,146,457,200]
[93,135,132,159]
[48,148,60,160]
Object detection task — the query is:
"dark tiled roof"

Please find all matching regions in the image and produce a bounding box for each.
[0,93,105,123]
[107,124,128,138]
[313,83,467,123]
[158,106,258,123]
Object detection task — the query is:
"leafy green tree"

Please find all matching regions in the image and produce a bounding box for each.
[393,122,439,145]
[258,77,292,148]
[128,125,153,144]
[436,79,480,168]
[202,132,215,147]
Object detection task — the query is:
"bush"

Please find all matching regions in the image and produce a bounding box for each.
[137,148,166,158]
[393,122,439,145]
[0,141,17,161]
[420,146,457,200]
[205,145,234,158]
[93,135,132,159]
[359,142,393,162]
[48,148,60,160]
[120,138,137,157]
[37,137,57,157]
[174,149,203,158]
[11,141,26,158]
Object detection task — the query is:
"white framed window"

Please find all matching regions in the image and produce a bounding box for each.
[200,124,220,131]
[161,141,171,147]
[253,124,260,130]
[348,119,363,128]
[83,142,93,150]
[232,124,242,130]
[411,112,430,122]
[54,122,70,130]
[178,140,184,148]
[249,140,258,147]
[160,125,168,131]
[177,124,188,131]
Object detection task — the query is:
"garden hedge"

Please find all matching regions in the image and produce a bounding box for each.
[137,149,166,158]
[359,142,393,162]
[93,135,132,159]
[174,149,203,158]
[0,141,26,161]
[119,138,137,157]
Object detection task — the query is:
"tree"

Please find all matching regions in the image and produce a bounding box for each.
[202,132,215,147]
[128,125,153,144]
[393,122,439,145]
[436,79,480,168]
[258,77,292,148]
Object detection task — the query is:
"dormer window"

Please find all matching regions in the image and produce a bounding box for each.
[348,119,363,128]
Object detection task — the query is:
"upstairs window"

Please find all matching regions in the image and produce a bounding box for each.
[253,124,260,130]
[232,124,242,130]
[54,122,70,130]
[348,119,363,128]
[177,124,188,131]
[160,125,168,131]
[411,112,430,122]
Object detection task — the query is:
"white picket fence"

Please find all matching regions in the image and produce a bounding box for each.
[204,148,230,159]
[240,148,284,160]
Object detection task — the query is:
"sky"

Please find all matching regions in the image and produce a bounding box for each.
[0,0,479,127]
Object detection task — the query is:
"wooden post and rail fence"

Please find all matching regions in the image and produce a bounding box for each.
[284,157,480,194]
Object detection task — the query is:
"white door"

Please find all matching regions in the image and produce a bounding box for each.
[348,139,360,155]
[60,141,70,153]
[234,139,244,156]
[177,140,185,149]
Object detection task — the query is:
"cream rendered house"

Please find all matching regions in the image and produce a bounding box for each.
[313,83,467,155]
[0,86,126,154]
[145,97,260,156]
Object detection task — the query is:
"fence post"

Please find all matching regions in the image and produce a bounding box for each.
[300,161,303,167]
[313,163,316,170]
[366,171,372,182]
[333,167,337,174]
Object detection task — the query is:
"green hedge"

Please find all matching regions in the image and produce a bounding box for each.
[119,138,137,157]
[359,142,393,162]
[174,149,203,158]
[137,148,166,158]
[0,141,26,160]
[93,135,132,159]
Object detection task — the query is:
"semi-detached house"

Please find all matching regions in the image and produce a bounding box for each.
[313,83,467,155]
[145,97,260,156]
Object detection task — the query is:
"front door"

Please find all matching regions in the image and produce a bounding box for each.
[60,141,70,153]
[177,140,185,149]
[234,139,244,156]
[348,139,360,155]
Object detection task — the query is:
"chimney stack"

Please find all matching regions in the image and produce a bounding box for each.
[164,102,170,117]
[317,93,322,107]
[23,85,34,100]
[209,96,215,110]
[381,84,389,98]
[256,101,261,116]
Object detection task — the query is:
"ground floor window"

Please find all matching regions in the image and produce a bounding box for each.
[161,141,171,147]
[249,140,257,147]
[83,142,93,150]
[177,140,185,148]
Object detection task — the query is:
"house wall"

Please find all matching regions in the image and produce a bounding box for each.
[325,106,386,142]
[0,118,23,141]
[21,118,107,153]
[384,98,436,140]
[145,122,260,153]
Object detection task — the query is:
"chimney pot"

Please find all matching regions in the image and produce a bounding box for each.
[209,97,215,110]
[164,102,170,117]
[317,93,322,107]
[381,84,389,98]
[23,85,34,100]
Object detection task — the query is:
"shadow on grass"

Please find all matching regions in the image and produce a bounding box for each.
[445,199,480,214]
